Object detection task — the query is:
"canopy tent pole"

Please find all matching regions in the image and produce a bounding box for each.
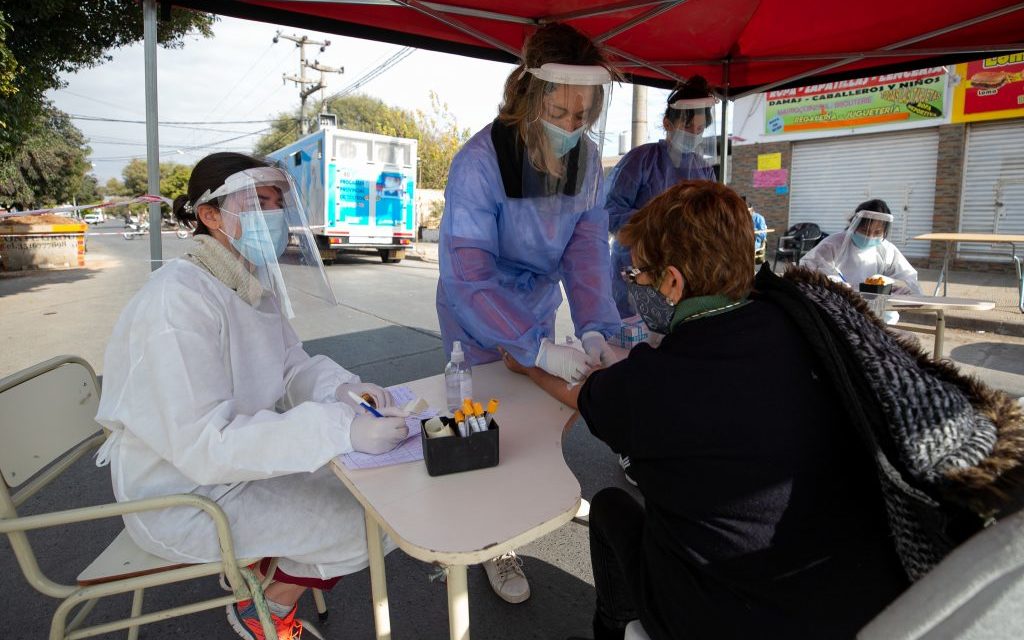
[718,59,730,185]
[144,0,163,271]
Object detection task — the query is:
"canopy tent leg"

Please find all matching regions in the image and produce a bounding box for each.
[144,0,163,272]
[718,59,731,185]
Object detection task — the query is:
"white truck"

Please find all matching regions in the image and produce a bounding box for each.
[267,126,418,264]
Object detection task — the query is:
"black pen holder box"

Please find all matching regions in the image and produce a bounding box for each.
[421,416,499,477]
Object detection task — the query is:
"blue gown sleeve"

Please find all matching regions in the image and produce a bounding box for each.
[440,148,549,365]
[560,196,621,339]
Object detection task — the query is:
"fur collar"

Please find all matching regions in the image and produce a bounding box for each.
[767,266,1024,518]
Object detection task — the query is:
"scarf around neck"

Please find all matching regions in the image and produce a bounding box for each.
[184,234,263,307]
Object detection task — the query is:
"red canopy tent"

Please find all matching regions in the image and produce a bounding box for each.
[171,0,1024,97]
[137,1,1024,266]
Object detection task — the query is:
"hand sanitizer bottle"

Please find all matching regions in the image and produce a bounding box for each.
[445,340,473,413]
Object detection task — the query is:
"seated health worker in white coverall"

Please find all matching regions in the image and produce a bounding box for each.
[800,199,922,323]
[435,23,620,604]
[95,152,407,640]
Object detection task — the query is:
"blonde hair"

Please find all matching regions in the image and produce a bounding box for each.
[619,181,754,301]
[498,23,612,177]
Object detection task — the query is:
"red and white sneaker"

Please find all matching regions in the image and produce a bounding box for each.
[227,599,303,640]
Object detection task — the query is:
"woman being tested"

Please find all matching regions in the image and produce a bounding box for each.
[96,153,409,640]
[604,76,717,319]
[435,23,621,602]
[503,181,1024,639]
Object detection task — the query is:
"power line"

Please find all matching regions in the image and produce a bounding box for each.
[331,47,415,99]
[202,42,276,122]
[70,114,280,125]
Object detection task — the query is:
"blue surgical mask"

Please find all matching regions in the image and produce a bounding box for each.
[669,129,703,155]
[627,281,676,334]
[227,209,289,266]
[851,231,882,250]
[541,119,585,157]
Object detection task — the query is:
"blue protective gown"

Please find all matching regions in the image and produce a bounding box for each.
[436,123,620,367]
[605,140,716,317]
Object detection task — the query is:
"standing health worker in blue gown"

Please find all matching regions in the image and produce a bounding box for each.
[436,23,620,385]
[605,76,719,318]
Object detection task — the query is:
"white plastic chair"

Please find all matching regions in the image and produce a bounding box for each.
[625,619,652,640]
[0,355,279,639]
[858,507,1024,639]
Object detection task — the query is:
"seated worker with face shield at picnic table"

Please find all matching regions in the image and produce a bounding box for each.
[95,152,408,640]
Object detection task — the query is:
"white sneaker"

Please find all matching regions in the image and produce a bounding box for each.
[619,455,638,486]
[484,551,530,604]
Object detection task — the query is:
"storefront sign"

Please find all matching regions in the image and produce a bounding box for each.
[765,68,946,134]
[952,52,1024,123]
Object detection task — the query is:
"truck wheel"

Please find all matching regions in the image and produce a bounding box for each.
[319,248,338,265]
[379,249,404,264]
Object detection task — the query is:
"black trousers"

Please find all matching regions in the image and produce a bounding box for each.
[589,487,647,640]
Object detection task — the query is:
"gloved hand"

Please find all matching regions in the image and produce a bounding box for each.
[534,338,591,384]
[581,331,617,368]
[335,382,393,410]
[350,406,410,454]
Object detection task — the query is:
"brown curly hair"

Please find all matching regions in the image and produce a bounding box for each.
[618,180,753,301]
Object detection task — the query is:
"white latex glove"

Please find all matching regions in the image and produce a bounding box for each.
[349,406,410,454]
[335,382,393,410]
[534,338,591,384]
[581,331,617,368]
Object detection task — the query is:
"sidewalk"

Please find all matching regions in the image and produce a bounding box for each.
[907,268,1024,337]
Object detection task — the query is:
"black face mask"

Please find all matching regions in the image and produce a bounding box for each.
[627,281,675,334]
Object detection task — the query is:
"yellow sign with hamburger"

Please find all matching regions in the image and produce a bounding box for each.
[952,52,1024,123]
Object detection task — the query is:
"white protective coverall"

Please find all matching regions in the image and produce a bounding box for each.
[95,258,392,580]
[800,233,922,295]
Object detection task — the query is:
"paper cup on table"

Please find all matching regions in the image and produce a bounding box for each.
[424,416,454,438]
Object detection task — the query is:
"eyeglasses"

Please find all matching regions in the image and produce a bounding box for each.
[620,265,656,284]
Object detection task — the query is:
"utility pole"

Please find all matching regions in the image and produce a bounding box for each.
[631,84,648,149]
[308,59,344,114]
[275,32,342,135]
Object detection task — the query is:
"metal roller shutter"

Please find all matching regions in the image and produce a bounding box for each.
[958,121,1024,260]
[789,129,939,258]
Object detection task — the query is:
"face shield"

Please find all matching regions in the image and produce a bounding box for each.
[522,63,613,211]
[665,96,718,173]
[843,210,893,251]
[194,167,337,319]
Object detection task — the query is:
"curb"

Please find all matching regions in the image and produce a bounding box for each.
[899,310,1024,339]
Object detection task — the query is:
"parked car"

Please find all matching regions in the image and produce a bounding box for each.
[83,213,103,224]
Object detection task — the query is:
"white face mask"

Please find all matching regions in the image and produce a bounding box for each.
[669,129,703,155]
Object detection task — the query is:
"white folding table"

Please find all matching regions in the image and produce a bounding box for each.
[913,232,1024,313]
[862,293,996,358]
[331,361,581,640]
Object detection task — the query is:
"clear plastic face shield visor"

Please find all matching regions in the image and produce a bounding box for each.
[840,209,893,257]
[665,95,718,172]
[522,63,613,211]
[194,167,338,319]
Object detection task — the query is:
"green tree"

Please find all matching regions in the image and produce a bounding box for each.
[413,91,471,190]
[0,12,20,112]
[101,177,125,197]
[0,1,214,159]
[121,158,149,196]
[0,105,92,210]
[159,162,191,201]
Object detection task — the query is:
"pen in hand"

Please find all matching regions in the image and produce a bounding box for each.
[347,390,384,417]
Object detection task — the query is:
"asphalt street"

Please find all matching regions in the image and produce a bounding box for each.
[2,220,1024,639]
